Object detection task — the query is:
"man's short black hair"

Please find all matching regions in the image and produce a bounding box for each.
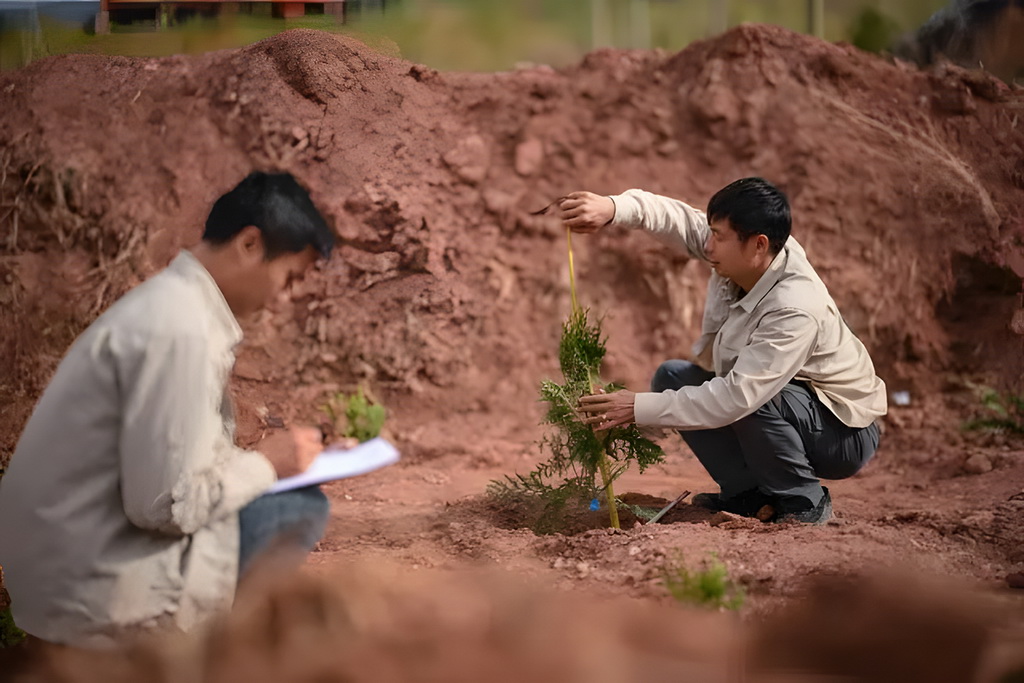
[204,172,335,260]
[707,177,791,254]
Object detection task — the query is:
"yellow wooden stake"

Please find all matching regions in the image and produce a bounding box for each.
[565,227,621,530]
[597,449,621,529]
[566,228,579,313]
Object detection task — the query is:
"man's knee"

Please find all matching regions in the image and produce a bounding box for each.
[241,486,330,547]
[294,487,330,537]
[651,360,713,393]
[270,488,329,559]
[298,486,330,515]
[736,382,810,431]
[731,387,806,448]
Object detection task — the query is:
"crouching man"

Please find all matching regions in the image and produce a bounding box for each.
[0,172,335,647]
[561,178,886,524]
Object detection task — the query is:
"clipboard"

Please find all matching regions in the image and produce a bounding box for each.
[267,437,400,494]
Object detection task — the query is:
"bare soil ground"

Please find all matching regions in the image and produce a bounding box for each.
[1,23,1023,657]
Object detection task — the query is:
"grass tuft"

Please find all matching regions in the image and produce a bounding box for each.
[663,552,745,611]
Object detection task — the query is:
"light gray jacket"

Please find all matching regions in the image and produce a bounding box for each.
[0,251,276,647]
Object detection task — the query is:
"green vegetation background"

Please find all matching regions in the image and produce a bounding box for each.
[3,0,948,72]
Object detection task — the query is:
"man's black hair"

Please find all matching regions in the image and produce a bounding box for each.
[707,177,791,254]
[203,172,335,260]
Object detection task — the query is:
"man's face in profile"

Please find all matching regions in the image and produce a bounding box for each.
[241,245,318,318]
[221,225,319,318]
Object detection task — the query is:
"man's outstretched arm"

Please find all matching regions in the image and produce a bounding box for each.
[558,189,712,261]
[636,309,819,429]
[580,309,819,430]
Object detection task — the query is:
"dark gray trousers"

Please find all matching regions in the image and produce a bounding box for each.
[651,360,880,506]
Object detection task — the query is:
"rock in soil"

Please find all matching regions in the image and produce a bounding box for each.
[963,453,994,475]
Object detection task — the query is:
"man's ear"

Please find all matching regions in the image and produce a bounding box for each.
[234,225,266,263]
[756,234,771,256]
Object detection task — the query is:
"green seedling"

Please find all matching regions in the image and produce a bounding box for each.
[663,552,745,611]
[489,230,663,531]
[322,386,386,443]
[962,383,1024,434]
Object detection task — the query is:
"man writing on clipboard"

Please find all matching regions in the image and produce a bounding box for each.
[0,172,337,647]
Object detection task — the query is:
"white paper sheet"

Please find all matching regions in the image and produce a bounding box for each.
[267,437,400,494]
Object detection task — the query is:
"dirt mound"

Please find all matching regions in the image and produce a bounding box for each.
[1,24,1022,472]
[9,563,1024,682]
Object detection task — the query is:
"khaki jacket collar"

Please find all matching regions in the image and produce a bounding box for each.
[733,245,788,313]
[169,250,243,347]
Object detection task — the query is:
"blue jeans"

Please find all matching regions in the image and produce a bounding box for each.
[237,486,330,579]
[651,360,880,506]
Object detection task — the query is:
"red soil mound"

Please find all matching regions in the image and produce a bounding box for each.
[10,564,1023,682]
[0,24,1022,470]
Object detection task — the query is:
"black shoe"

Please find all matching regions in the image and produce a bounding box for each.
[775,487,832,525]
[691,488,772,518]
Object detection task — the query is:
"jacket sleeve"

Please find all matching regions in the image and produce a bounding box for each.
[608,189,711,261]
[634,309,818,429]
[116,330,276,536]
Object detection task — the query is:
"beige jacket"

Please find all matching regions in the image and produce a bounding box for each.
[610,189,887,430]
[0,251,276,647]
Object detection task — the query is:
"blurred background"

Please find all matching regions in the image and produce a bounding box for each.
[0,0,954,73]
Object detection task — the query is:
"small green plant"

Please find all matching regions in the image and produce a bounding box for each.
[617,500,661,523]
[322,386,386,443]
[963,384,1024,434]
[0,607,26,648]
[663,552,745,611]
